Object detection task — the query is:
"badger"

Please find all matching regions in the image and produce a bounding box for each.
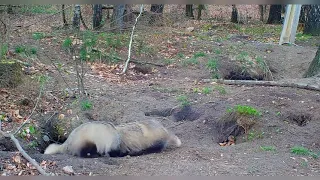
[44,119,181,158]
[111,119,182,157]
[43,121,121,158]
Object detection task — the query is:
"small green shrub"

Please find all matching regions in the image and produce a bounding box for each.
[260,146,276,152]
[227,105,262,117]
[81,99,93,110]
[177,95,190,107]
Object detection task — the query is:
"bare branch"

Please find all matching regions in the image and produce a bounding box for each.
[122,4,144,74]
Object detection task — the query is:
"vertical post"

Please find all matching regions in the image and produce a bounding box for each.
[279,4,302,45]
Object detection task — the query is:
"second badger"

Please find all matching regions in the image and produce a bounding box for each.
[44,119,181,158]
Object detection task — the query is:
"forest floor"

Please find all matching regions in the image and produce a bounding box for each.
[1,8,320,176]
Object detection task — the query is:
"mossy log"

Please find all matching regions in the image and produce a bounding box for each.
[0,59,22,88]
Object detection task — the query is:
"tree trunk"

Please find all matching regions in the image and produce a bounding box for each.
[72,4,81,30]
[197,4,205,20]
[7,5,13,14]
[123,4,134,25]
[259,5,266,22]
[62,4,67,27]
[304,45,320,78]
[149,4,164,25]
[304,5,320,35]
[267,5,282,24]
[186,4,194,18]
[299,5,310,23]
[231,4,238,23]
[111,4,125,33]
[93,4,103,29]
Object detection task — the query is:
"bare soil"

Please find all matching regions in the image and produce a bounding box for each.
[1,10,320,176]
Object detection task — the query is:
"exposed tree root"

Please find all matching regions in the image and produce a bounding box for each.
[201,79,320,92]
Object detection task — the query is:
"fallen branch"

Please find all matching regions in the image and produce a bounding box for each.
[202,79,320,92]
[0,131,51,176]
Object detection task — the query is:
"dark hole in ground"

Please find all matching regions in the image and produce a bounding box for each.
[286,112,312,127]
[144,108,173,117]
[172,105,202,122]
[224,70,264,81]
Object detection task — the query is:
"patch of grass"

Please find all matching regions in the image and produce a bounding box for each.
[177,95,190,107]
[81,99,93,111]
[296,32,312,41]
[214,49,222,55]
[30,47,37,54]
[201,86,212,94]
[182,57,199,66]
[62,37,72,50]
[164,58,175,65]
[247,129,264,141]
[15,45,26,53]
[260,145,276,152]
[1,43,8,59]
[176,52,185,59]
[228,105,262,117]
[290,146,319,159]
[193,51,206,58]
[206,58,219,78]
[215,85,226,94]
[32,32,46,40]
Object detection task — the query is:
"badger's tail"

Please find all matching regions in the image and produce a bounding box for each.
[44,143,66,155]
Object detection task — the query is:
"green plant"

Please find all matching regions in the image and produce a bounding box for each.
[206,58,219,78]
[193,51,206,58]
[182,57,199,66]
[214,49,222,54]
[260,146,276,152]
[215,85,226,94]
[81,99,93,110]
[295,33,312,41]
[202,87,212,94]
[290,146,319,158]
[15,45,26,53]
[1,43,8,59]
[32,32,45,40]
[246,129,264,141]
[177,95,190,107]
[30,47,37,54]
[227,105,262,117]
[62,37,72,50]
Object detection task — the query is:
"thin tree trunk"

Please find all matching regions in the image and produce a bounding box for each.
[149,4,164,26]
[197,4,204,20]
[7,5,13,14]
[231,4,238,23]
[267,5,282,24]
[62,4,67,27]
[186,4,194,18]
[72,4,81,30]
[304,45,320,78]
[259,5,266,22]
[93,4,103,29]
[111,4,125,33]
[304,5,320,35]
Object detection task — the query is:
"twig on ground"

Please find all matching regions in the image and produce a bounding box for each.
[0,131,51,176]
[202,79,320,92]
[122,4,144,74]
